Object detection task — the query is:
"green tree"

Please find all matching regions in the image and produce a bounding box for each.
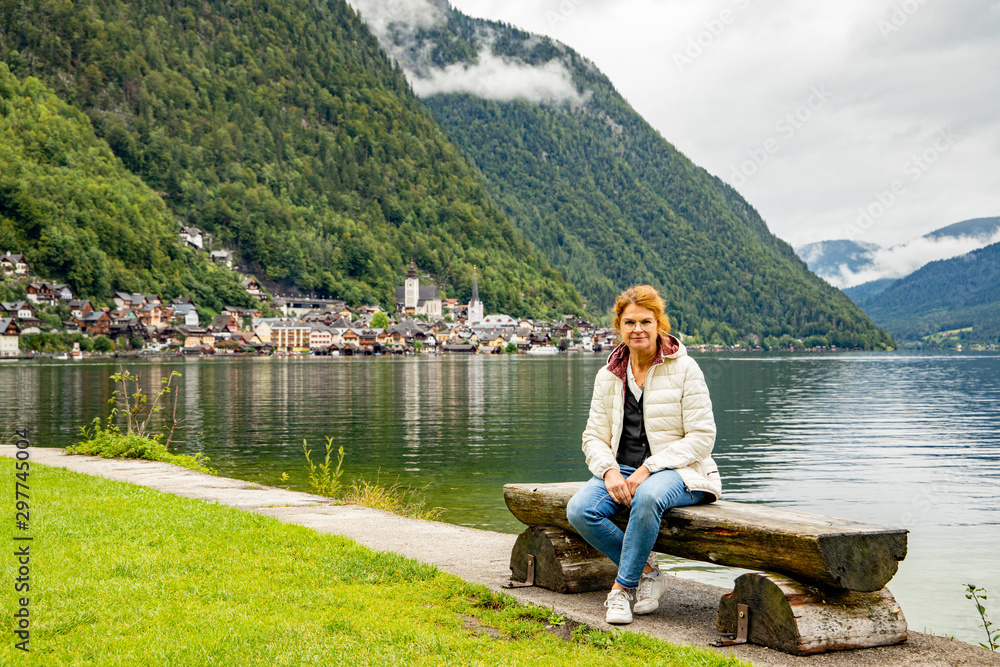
[92,336,113,353]
[370,311,390,329]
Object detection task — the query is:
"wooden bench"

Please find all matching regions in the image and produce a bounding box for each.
[504,482,909,656]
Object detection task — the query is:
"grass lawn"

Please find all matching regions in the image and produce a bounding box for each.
[1,462,750,666]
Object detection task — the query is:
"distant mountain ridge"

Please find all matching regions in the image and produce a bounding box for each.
[797,216,1000,290]
[351,0,892,348]
[858,241,1000,344]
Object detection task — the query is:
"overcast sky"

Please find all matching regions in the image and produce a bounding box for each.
[444,0,1000,250]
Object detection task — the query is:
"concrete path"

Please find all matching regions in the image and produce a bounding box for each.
[5,446,997,667]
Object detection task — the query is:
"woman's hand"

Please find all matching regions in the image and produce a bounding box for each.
[626,465,651,496]
[603,468,632,506]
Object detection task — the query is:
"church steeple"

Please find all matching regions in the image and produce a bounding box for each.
[404,259,419,310]
[468,265,484,325]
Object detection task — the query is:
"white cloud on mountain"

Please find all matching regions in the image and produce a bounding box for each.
[347,0,447,37]
[346,0,588,106]
[829,229,1000,288]
[407,50,589,105]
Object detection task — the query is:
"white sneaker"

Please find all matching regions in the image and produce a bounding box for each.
[604,588,633,625]
[633,556,668,615]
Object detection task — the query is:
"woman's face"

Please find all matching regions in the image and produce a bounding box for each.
[620,303,658,358]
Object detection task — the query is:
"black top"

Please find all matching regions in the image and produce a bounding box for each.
[616,388,650,468]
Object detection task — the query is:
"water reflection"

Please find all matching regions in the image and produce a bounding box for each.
[1,352,998,644]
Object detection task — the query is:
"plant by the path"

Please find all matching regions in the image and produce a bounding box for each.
[66,369,213,474]
[302,436,346,497]
[966,584,999,651]
[302,436,443,520]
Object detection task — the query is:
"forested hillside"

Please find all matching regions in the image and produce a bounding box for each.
[365,6,893,347]
[0,64,253,309]
[0,0,582,317]
[856,242,1000,344]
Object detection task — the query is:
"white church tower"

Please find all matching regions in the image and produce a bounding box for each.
[404,261,419,310]
[467,265,484,325]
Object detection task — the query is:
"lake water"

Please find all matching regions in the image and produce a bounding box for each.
[2,352,998,645]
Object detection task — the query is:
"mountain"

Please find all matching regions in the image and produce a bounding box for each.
[796,240,880,285]
[859,241,1000,344]
[924,216,1000,241]
[0,64,253,309]
[797,216,1000,289]
[0,0,583,317]
[349,0,893,348]
[842,278,897,304]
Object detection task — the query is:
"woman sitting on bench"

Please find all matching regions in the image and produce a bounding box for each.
[567,284,722,625]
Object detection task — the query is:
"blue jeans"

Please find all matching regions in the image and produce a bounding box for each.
[566,465,705,589]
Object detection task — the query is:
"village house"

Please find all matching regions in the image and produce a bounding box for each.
[68,300,94,320]
[0,252,30,276]
[340,329,360,347]
[551,322,574,338]
[210,313,241,334]
[179,226,206,250]
[356,304,383,317]
[210,249,234,268]
[309,325,334,350]
[253,318,280,344]
[134,303,164,327]
[270,320,311,353]
[223,306,262,320]
[1,301,38,325]
[78,310,111,336]
[442,298,459,316]
[26,282,73,304]
[109,319,148,344]
[113,292,150,311]
[168,303,200,327]
[0,317,20,357]
[356,328,386,351]
[177,326,215,354]
[242,277,266,302]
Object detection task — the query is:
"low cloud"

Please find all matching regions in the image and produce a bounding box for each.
[829,228,1000,288]
[347,0,589,106]
[408,50,589,105]
[347,0,447,37]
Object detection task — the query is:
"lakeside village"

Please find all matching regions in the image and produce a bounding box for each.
[4,232,956,358]
[0,247,622,358]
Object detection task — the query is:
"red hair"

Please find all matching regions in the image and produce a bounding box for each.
[612,285,671,340]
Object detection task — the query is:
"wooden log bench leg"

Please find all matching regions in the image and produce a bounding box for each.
[508,526,618,593]
[716,572,908,655]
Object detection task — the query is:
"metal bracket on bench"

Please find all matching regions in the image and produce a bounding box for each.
[712,603,749,647]
[503,554,535,589]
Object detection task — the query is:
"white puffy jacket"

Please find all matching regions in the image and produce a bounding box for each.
[581,334,722,501]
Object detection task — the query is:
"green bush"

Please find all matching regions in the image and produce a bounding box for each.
[67,417,214,474]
